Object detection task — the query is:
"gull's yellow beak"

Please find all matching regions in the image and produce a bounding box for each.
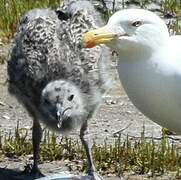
[83,26,117,48]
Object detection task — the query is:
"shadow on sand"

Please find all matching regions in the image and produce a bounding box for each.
[0,167,36,180]
[0,167,92,180]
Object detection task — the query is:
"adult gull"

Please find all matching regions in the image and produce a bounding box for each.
[83,9,181,134]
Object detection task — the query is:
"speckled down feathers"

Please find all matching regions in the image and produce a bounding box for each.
[8,1,112,127]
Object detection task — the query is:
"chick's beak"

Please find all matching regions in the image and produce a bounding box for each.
[83,26,117,48]
[56,103,63,128]
[57,111,63,128]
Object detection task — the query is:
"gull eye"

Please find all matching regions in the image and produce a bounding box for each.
[68,94,74,101]
[132,21,142,27]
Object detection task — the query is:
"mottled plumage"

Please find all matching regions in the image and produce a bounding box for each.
[8,0,111,179]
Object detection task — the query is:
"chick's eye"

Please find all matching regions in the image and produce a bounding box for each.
[44,99,50,105]
[68,94,74,101]
[132,21,142,27]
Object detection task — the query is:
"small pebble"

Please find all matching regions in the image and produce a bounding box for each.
[2,115,10,120]
[105,99,117,105]
[0,101,6,106]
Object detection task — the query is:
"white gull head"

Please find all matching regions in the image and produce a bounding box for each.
[106,9,169,53]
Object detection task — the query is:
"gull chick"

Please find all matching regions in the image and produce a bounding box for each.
[8,0,111,179]
[83,9,181,134]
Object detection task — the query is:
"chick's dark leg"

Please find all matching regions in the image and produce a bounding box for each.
[31,119,44,177]
[80,120,103,180]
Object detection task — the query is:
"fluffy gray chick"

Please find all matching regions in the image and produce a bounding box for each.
[8,0,112,179]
